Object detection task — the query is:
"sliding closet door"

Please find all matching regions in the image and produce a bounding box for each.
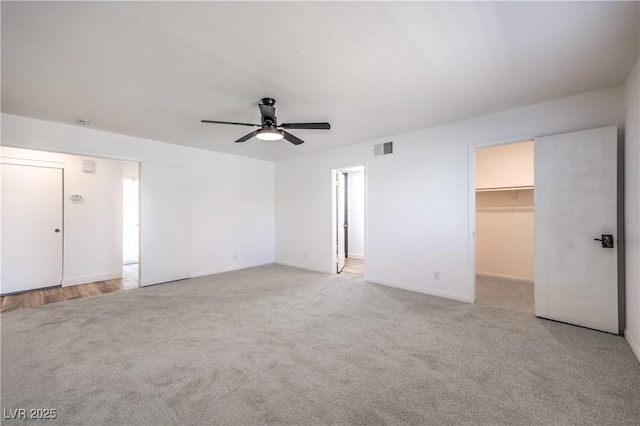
[139,162,191,286]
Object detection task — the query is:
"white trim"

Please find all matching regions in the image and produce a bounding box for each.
[365,277,473,303]
[476,271,534,283]
[275,260,331,274]
[0,157,63,168]
[625,329,640,364]
[190,261,276,278]
[62,271,122,286]
[347,253,365,261]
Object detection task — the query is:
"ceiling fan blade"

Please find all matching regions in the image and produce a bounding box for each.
[201,120,260,127]
[259,104,276,121]
[235,130,259,143]
[280,122,331,130]
[283,131,304,145]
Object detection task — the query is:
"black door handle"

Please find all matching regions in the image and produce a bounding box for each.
[594,234,614,248]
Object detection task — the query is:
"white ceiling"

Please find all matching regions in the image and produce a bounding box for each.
[2,2,638,161]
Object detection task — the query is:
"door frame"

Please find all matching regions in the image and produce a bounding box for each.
[1,147,141,289]
[336,171,346,273]
[467,133,540,302]
[331,166,366,275]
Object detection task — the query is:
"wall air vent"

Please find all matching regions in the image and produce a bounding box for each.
[373,141,393,157]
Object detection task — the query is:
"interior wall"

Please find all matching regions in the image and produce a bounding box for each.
[123,160,139,179]
[624,57,640,362]
[1,113,275,280]
[476,190,534,281]
[347,170,365,260]
[0,146,123,285]
[475,141,534,189]
[275,86,625,302]
[275,144,369,273]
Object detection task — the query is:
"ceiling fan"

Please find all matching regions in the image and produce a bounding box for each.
[201,98,330,145]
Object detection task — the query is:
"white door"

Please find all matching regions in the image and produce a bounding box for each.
[535,126,618,334]
[337,171,346,273]
[139,163,191,286]
[1,164,63,294]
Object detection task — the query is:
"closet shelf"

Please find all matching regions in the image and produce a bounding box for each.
[475,185,534,193]
[476,185,533,200]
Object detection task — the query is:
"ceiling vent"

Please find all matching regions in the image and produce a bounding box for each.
[373,141,393,157]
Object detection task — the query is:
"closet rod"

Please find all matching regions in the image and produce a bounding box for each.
[475,185,534,193]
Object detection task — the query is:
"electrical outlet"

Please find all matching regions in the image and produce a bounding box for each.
[434,271,440,280]
[304,252,308,259]
[233,253,237,260]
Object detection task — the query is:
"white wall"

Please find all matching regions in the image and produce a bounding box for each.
[1,113,275,280]
[123,160,139,179]
[624,57,640,362]
[476,189,534,281]
[275,143,370,273]
[347,170,365,260]
[275,87,624,302]
[0,147,123,285]
[475,141,534,189]
[122,177,139,265]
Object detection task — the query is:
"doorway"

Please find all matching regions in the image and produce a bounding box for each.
[470,127,620,334]
[474,140,535,313]
[334,167,365,277]
[0,147,140,302]
[122,161,140,289]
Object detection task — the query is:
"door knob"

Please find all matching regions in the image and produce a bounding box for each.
[594,234,614,248]
[54,229,60,233]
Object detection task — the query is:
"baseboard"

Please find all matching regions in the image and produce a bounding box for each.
[275,260,331,274]
[190,261,275,278]
[347,253,365,261]
[62,271,122,286]
[476,271,534,283]
[365,277,473,303]
[625,329,640,364]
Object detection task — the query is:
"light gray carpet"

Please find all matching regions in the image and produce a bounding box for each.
[1,265,639,425]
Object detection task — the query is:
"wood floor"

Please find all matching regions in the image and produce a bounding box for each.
[1,264,138,313]
[341,258,364,277]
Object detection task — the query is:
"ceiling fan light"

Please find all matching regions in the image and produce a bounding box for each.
[256,127,284,141]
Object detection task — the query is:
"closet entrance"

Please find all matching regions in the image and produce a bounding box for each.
[474,140,535,312]
[472,127,620,334]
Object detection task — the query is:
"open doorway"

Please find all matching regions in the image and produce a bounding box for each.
[122,161,140,289]
[474,140,534,312]
[0,147,140,312]
[470,128,619,333]
[334,166,365,277]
